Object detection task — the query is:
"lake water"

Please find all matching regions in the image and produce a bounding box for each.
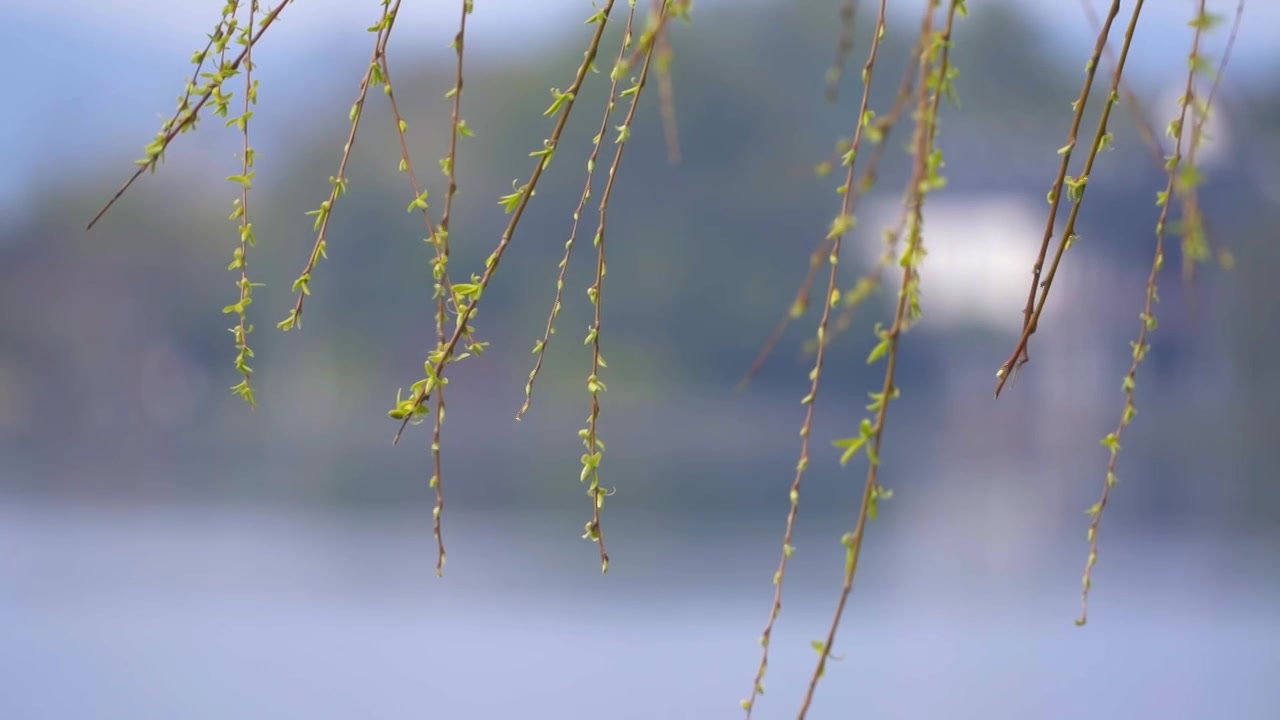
[1,501,1276,719]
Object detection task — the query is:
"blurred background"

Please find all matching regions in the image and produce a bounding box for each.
[3,0,1279,718]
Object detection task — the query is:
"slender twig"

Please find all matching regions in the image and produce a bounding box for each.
[797,3,956,716]
[393,1,623,444]
[827,206,910,342]
[1079,0,1215,627]
[423,0,472,577]
[1179,0,1245,285]
[624,1,684,163]
[580,0,661,574]
[825,0,859,104]
[647,0,686,164]
[1077,0,1242,303]
[995,0,1142,397]
[86,0,291,230]
[738,26,924,390]
[226,0,261,407]
[654,21,682,164]
[821,25,931,349]
[380,42,479,357]
[280,1,401,332]
[378,1,472,574]
[519,4,638,422]
[741,2,891,717]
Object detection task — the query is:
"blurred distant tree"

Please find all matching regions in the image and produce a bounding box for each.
[85,0,1246,716]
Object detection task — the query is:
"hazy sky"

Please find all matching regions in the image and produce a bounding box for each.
[3,0,1273,211]
[30,0,1274,65]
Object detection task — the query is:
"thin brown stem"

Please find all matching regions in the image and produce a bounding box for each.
[654,27,682,165]
[86,0,291,230]
[519,4,638,422]
[825,0,859,104]
[1079,0,1212,627]
[581,1,661,574]
[738,26,924,390]
[995,0,1142,397]
[1077,0,1242,310]
[393,2,622,444]
[281,1,401,331]
[741,2,891,717]
[995,0,1121,392]
[797,2,955,715]
[429,0,471,578]
[644,0,684,164]
[227,0,259,407]
[380,47,479,354]
[1180,0,1245,286]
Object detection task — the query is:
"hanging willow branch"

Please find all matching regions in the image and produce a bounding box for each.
[81,0,1246,713]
